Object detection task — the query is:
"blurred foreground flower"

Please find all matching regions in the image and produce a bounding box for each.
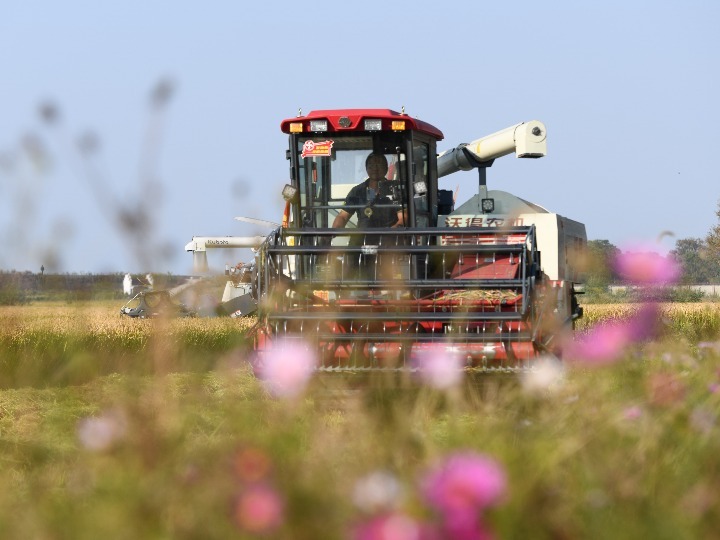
[564,322,633,365]
[421,452,506,522]
[647,372,686,407]
[564,303,661,366]
[254,339,317,399]
[411,349,464,390]
[353,471,404,514]
[520,355,565,394]
[689,407,716,434]
[233,446,273,483]
[613,247,681,285]
[698,341,720,355]
[622,405,644,420]
[233,483,284,535]
[352,512,425,540]
[77,409,127,452]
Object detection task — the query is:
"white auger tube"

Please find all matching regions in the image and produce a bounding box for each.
[437,120,547,178]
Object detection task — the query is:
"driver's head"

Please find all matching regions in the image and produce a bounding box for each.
[365,153,389,179]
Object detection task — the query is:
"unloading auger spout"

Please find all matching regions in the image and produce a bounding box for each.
[437,120,547,178]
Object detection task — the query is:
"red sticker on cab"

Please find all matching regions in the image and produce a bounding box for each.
[301,140,334,158]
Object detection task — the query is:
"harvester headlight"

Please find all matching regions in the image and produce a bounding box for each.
[309,120,328,132]
[289,122,303,133]
[481,198,495,213]
[281,184,298,202]
[391,120,406,131]
[364,119,382,131]
[413,181,427,195]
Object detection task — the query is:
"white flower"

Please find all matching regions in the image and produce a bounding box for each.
[520,356,565,395]
[412,349,464,390]
[352,470,404,513]
[77,409,127,452]
[256,339,317,399]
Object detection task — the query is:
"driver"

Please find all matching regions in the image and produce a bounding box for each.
[331,152,404,242]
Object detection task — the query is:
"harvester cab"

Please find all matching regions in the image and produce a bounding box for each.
[254,109,586,371]
[280,110,443,234]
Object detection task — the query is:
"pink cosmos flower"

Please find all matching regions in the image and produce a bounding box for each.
[233,446,272,483]
[411,348,464,390]
[254,339,317,399]
[352,512,425,540]
[421,452,507,519]
[564,303,661,366]
[613,247,681,285]
[440,517,496,540]
[233,483,284,534]
[563,322,633,365]
[622,405,643,420]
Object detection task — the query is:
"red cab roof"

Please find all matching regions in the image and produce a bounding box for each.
[280,108,444,140]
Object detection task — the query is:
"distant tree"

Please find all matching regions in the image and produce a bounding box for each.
[585,239,620,290]
[670,238,717,284]
[705,200,720,282]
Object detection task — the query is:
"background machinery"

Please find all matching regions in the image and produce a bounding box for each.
[190,109,587,371]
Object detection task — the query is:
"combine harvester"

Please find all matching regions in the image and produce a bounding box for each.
[186,109,586,371]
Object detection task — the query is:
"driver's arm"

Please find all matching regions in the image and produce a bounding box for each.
[391,209,407,228]
[332,209,351,228]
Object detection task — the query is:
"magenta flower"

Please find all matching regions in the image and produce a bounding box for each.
[411,348,464,390]
[440,517,496,540]
[233,483,284,534]
[254,339,317,399]
[421,452,507,520]
[613,247,681,285]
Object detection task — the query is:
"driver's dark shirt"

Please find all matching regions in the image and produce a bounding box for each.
[341,179,398,230]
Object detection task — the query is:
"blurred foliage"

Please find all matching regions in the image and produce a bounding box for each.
[584,239,619,291]
[705,200,720,277]
[0,285,29,306]
[670,238,718,285]
[583,237,720,303]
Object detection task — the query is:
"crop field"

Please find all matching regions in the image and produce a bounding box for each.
[1,301,720,539]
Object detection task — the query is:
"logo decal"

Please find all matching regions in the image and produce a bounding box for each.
[301,140,334,158]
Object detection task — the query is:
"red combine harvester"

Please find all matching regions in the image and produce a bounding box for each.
[252,109,585,371]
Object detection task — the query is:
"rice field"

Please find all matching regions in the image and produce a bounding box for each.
[1,300,720,538]
[577,302,720,342]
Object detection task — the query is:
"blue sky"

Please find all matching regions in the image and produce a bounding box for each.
[1,1,718,275]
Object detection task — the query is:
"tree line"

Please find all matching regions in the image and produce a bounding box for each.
[587,201,720,288]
